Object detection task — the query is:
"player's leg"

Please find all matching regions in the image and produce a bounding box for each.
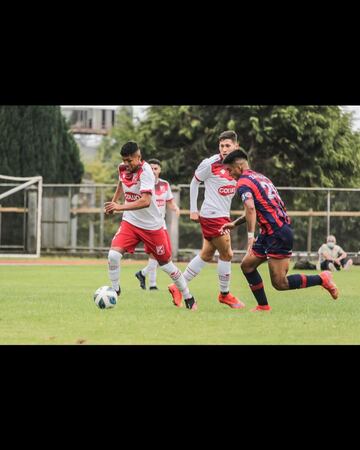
[140,227,197,309]
[268,224,339,300]
[211,233,245,309]
[109,221,140,296]
[241,250,270,311]
[147,256,159,289]
[135,255,158,290]
[168,237,215,306]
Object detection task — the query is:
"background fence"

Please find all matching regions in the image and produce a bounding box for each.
[1,183,360,261]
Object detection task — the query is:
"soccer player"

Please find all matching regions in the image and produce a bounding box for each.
[135,158,180,290]
[220,149,339,312]
[168,130,246,309]
[104,141,197,310]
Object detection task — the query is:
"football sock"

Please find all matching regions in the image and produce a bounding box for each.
[108,250,122,292]
[244,270,269,306]
[148,259,159,287]
[183,255,207,283]
[141,258,158,286]
[160,261,193,300]
[287,274,322,289]
[217,259,231,294]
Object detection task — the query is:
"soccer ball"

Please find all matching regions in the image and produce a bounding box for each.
[93,286,118,309]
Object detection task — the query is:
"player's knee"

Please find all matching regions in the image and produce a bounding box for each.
[271,277,288,291]
[200,251,214,263]
[108,249,122,267]
[219,250,233,261]
[241,260,252,274]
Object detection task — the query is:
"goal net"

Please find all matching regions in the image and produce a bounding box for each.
[0,175,43,258]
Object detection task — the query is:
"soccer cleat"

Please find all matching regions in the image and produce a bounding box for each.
[344,259,353,271]
[184,297,198,310]
[149,286,159,290]
[319,270,339,300]
[135,271,146,290]
[250,305,272,312]
[218,292,246,309]
[168,283,183,307]
[115,287,121,296]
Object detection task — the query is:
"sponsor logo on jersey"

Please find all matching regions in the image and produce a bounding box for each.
[218,185,236,196]
[125,192,142,202]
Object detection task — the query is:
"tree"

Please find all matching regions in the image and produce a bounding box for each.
[0,106,84,183]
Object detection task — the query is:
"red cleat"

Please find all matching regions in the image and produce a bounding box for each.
[319,271,339,300]
[250,305,272,312]
[218,292,246,309]
[168,283,183,307]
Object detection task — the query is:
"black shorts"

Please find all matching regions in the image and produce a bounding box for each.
[252,224,293,260]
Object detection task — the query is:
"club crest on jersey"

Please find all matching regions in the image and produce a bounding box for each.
[218,185,236,196]
[125,192,142,202]
[156,245,165,255]
[241,192,253,202]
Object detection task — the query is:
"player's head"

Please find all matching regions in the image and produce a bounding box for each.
[218,130,239,159]
[148,158,162,180]
[327,235,336,248]
[222,149,249,180]
[120,141,142,172]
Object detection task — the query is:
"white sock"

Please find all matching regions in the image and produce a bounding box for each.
[218,259,231,294]
[141,258,158,277]
[108,249,122,292]
[160,261,192,300]
[183,255,207,283]
[146,259,158,287]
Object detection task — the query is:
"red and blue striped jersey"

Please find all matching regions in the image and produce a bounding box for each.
[237,170,290,235]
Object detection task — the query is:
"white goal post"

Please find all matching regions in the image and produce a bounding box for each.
[0,175,43,258]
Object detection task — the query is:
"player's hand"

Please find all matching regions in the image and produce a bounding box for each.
[190,212,200,222]
[175,206,181,218]
[219,222,235,235]
[104,202,122,214]
[335,258,341,265]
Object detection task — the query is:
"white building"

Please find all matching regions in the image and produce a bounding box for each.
[61,106,119,134]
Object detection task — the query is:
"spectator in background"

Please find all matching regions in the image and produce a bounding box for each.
[318,235,353,271]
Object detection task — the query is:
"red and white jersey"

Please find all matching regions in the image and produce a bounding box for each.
[118,161,164,231]
[155,178,174,219]
[194,154,237,218]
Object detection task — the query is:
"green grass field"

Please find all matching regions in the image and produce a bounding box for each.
[0,260,359,344]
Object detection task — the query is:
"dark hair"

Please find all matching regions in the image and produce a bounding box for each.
[120,141,139,156]
[148,158,162,167]
[218,130,238,142]
[223,149,248,164]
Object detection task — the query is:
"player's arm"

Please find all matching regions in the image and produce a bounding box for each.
[104,180,123,215]
[219,215,246,235]
[166,198,180,217]
[336,247,347,264]
[104,192,152,213]
[189,176,201,222]
[243,197,257,254]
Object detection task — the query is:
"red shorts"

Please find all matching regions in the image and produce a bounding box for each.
[111,220,172,263]
[199,216,232,241]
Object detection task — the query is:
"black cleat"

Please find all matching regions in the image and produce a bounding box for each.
[149,286,159,291]
[115,287,121,296]
[135,271,146,290]
[184,297,198,310]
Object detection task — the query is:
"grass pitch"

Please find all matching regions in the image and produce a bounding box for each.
[0,260,359,344]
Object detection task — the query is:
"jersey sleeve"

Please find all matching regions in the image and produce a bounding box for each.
[165,182,174,201]
[194,158,211,182]
[140,168,155,194]
[237,181,254,204]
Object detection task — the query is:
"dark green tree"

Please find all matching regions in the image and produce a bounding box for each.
[0,105,84,183]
